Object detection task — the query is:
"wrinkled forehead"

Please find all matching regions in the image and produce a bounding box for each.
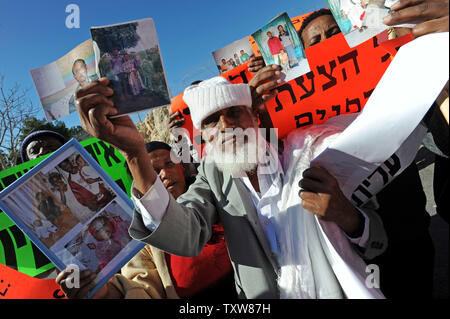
[148,149,176,166]
[302,14,338,38]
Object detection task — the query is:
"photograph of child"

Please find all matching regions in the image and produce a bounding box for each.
[252,13,310,82]
[91,18,171,116]
[51,154,116,218]
[64,201,133,274]
[327,0,393,47]
[212,36,256,74]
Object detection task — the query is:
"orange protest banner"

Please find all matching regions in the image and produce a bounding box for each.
[264,32,412,137]
[0,263,65,299]
[170,12,412,155]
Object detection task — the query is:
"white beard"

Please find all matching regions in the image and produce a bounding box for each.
[205,128,266,176]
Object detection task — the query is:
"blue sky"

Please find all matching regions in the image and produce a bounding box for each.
[0,0,327,129]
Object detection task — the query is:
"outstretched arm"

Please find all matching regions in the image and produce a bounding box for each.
[74,78,157,196]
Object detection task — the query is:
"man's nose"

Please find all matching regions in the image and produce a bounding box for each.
[218,114,235,132]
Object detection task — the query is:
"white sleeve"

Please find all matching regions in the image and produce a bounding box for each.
[131,177,170,232]
[345,208,370,248]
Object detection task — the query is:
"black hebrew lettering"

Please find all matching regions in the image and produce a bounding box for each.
[182,107,190,115]
[0,280,10,297]
[0,229,17,270]
[274,96,284,112]
[53,289,66,299]
[338,50,361,77]
[295,112,313,128]
[275,83,296,112]
[316,109,326,120]
[364,89,375,100]
[228,70,249,84]
[373,36,391,63]
[31,242,52,269]
[372,37,379,48]
[98,141,121,167]
[295,71,315,100]
[381,53,391,63]
[8,225,27,249]
[332,105,341,116]
[84,145,99,163]
[384,154,401,176]
[351,185,373,207]
[92,142,101,156]
[317,60,337,91]
[345,97,361,113]
[368,167,389,185]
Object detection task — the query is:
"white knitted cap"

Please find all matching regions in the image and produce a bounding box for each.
[182,77,252,129]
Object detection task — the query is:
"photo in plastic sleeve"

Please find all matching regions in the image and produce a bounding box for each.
[91,18,171,116]
[252,13,310,82]
[64,201,133,274]
[326,0,402,48]
[0,150,117,249]
[0,139,145,298]
[30,39,97,122]
[212,37,256,74]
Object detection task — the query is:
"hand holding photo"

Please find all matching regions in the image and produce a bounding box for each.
[0,139,145,298]
[252,13,311,82]
[91,18,171,116]
[326,0,410,47]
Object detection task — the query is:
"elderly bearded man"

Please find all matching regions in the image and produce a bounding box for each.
[74,67,387,298]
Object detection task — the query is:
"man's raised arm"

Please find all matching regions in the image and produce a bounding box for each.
[74,77,157,195]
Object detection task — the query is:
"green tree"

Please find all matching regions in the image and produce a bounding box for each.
[91,23,140,53]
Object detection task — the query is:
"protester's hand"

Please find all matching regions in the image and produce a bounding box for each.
[248,64,283,114]
[56,268,108,299]
[299,166,363,238]
[75,78,146,159]
[248,56,266,73]
[168,111,186,142]
[383,0,449,38]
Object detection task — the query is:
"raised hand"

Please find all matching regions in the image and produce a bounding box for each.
[383,0,449,38]
[74,77,146,159]
[299,166,364,238]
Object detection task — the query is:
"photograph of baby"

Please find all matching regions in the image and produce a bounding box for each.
[1,151,117,248]
[252,13,310,82]
[64,201,133,274]
[91,18,171,116]
[327,0,398,47]
[212,37,256,74]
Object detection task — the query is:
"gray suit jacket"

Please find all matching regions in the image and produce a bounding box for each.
[129,159,387,299]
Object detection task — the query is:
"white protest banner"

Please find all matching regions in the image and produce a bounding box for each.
[313,32,449,206]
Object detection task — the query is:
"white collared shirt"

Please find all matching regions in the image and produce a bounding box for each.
[131,145,370,250]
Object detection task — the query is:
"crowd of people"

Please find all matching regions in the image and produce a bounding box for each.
[14,0,449,299]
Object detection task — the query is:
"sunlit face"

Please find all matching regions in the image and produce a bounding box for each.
[267,31,273,38]
[201,106,262,174]
[300,14,341,49]
[26,136,64,161]
[278,25,285,33]
[72,61,89,86]
[148,149,186,199]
